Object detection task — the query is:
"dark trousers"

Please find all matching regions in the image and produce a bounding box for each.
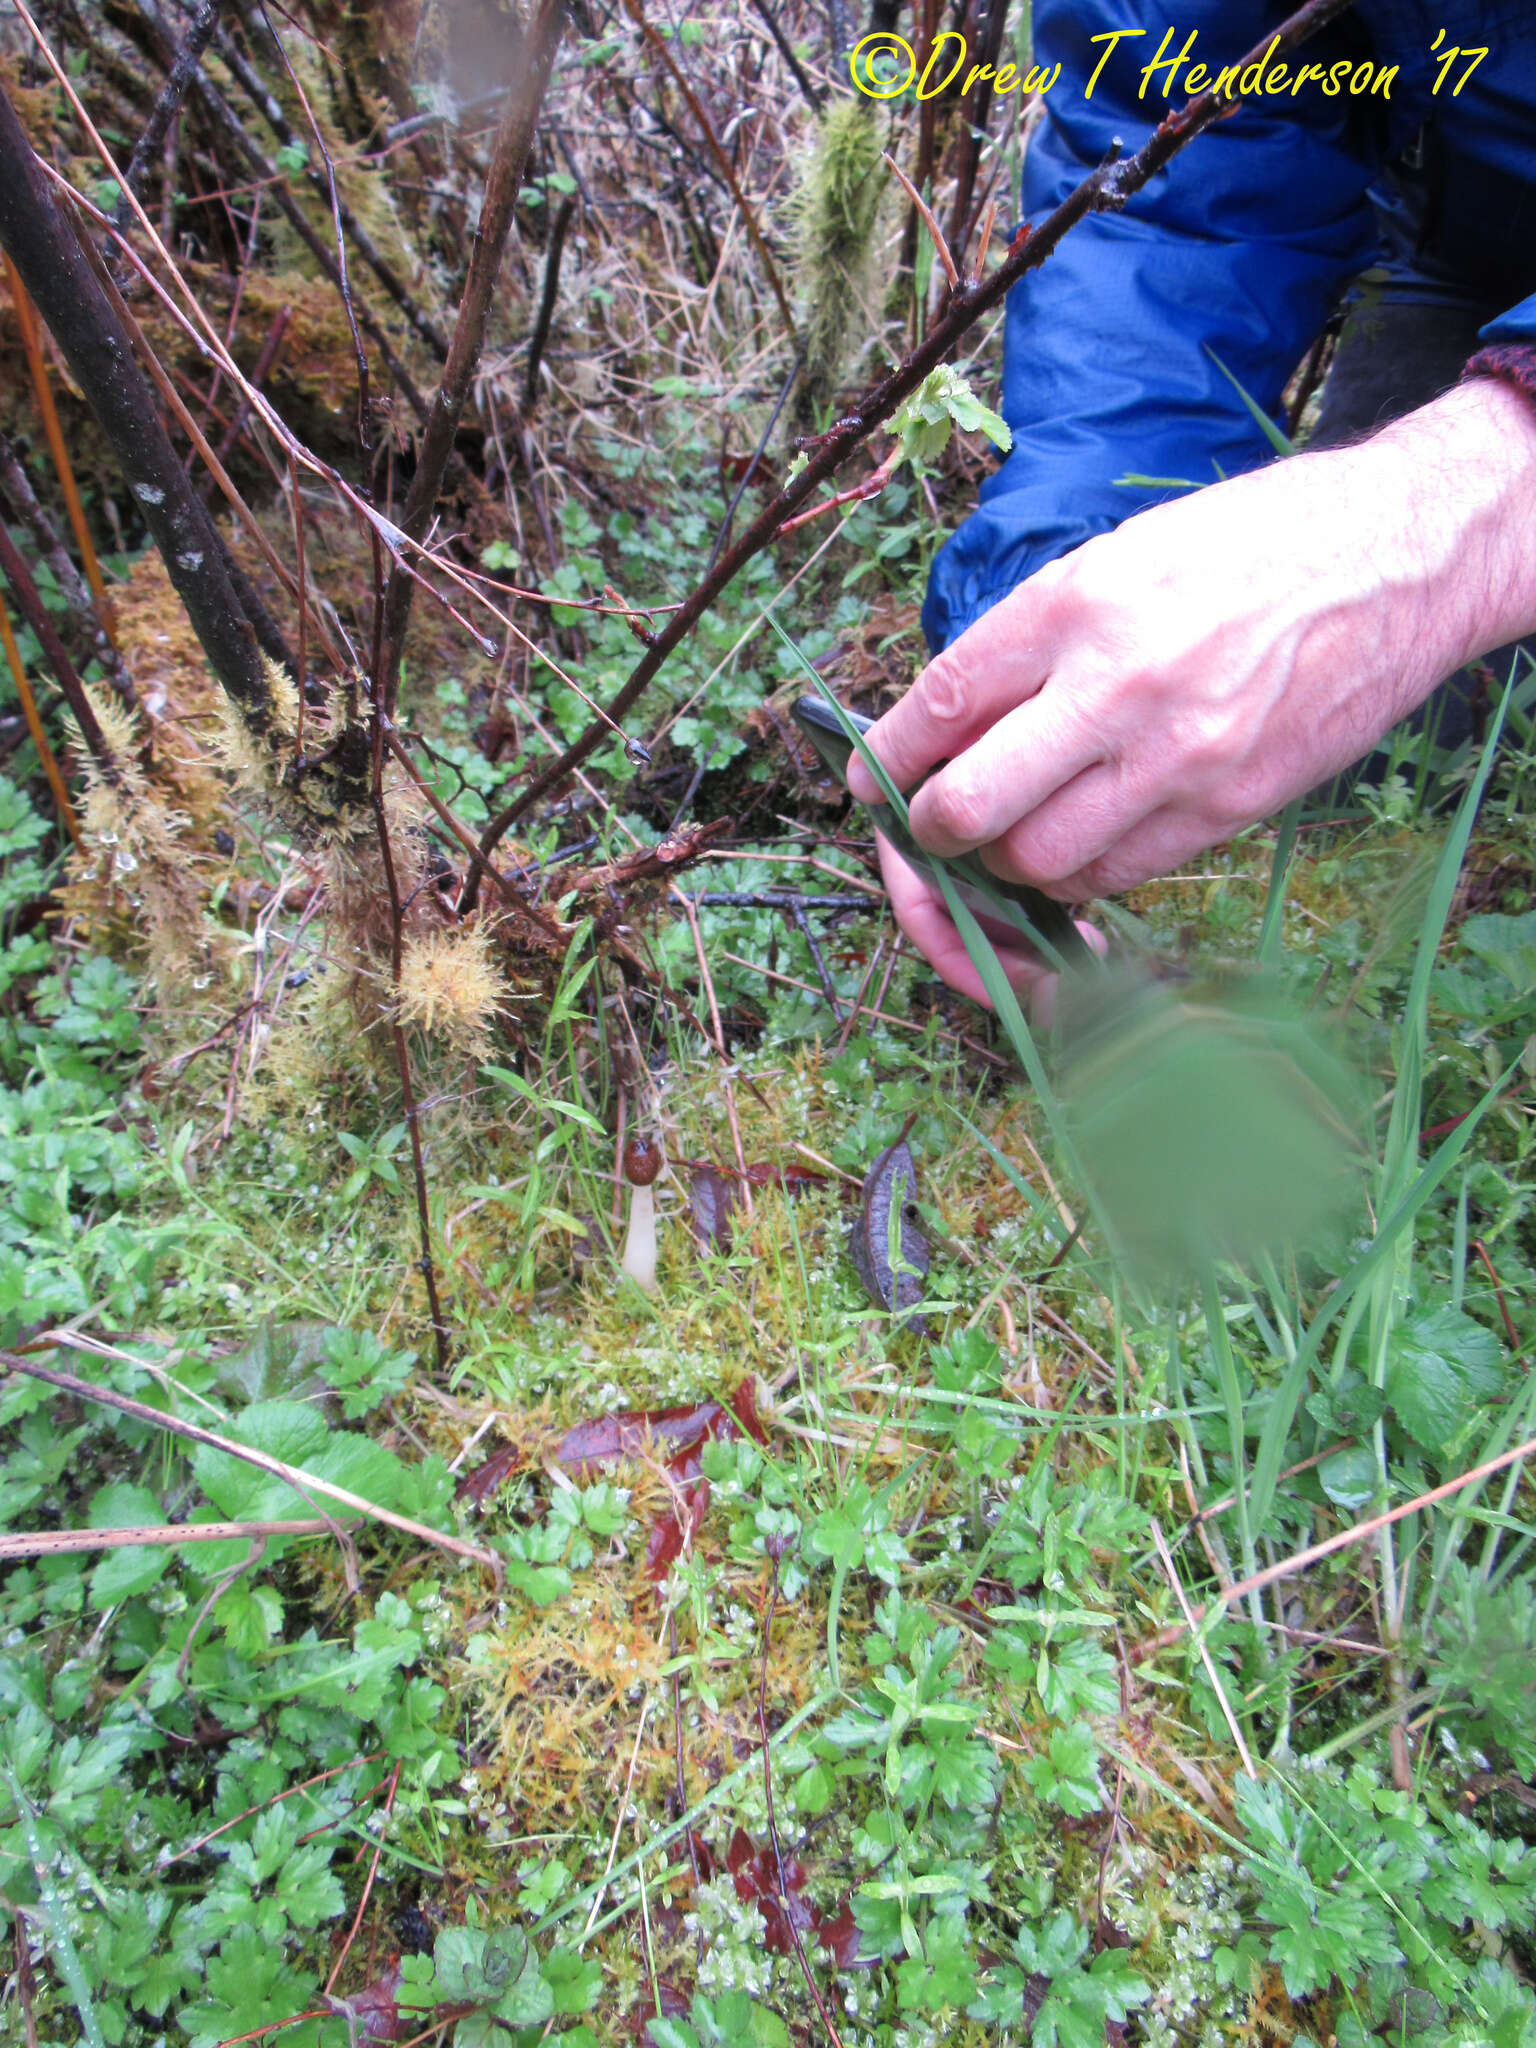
[1307,294,1531,764]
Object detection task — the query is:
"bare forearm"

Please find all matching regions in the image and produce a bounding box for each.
[1364,376,1536,688]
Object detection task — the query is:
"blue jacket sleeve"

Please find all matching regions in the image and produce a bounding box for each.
[923,0,1384,652]
[1481,295,1536,345]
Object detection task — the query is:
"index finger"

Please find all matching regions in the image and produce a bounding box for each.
[845,581,1058,803]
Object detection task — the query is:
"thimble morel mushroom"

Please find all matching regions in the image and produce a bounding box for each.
[620,1134,663,1290]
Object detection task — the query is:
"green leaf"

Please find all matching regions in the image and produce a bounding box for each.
[87,1483,171,1607]
[646,2022,700,2048]
[1318,1445,1378,1511]
[433,1926,490,2001]
[1021,1721,1103,1816]
[1458,910,1536,990]
[793,1761,835,1814]
[541,1947,601,2015]
[1385,1307,1505,1453]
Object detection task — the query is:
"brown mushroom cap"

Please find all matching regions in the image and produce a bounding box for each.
[623,1133,662,1187]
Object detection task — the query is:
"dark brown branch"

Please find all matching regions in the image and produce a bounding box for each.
[522,192,574,414]
[0,428,132,702]
[374,0,567,713]
[0,520,113,767]
[747,0,824,111]
[115,0,223,218]
[464,0,1359,899]
[72,224,299,676]
[0,88,277,735]
[945,0,1011,268]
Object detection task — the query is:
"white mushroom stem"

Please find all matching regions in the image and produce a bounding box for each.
[620,1181,658,1291]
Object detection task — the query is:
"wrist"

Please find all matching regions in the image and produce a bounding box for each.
[1360,378,1536,678]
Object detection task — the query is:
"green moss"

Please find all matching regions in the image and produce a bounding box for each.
[793,100,887,406]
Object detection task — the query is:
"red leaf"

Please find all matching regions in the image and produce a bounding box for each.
[728,1378,766,1445]
[672,1158,830,1196]
[819,1903,861,1968]
[325,1966,415,2042]
[740,1160,828,1193]
[725,1829,858,1965]
[644,1477,710,1581]
[554,1384,762,1483]
[632,1978,691,2037]
[455,1443,522,1507]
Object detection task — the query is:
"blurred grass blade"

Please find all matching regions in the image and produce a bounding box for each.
[1257,798,1302,966]
[5,1760,108,2048]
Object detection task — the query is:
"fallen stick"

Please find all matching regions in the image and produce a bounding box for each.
[1,1351,503,1579]
[0,1518,330,1562]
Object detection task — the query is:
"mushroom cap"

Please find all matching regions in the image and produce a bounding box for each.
[623,1133,662,1187]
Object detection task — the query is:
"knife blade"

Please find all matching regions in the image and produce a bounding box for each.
[790,694,1086,964]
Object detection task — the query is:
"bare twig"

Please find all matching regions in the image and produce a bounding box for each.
[3,256,117,646]
[161,1752,386,1866]
[217,2,450,359]
[323,1760,402,1996]
[0,1518,329,1562]
[618,0,799,344]
[523,192,575,412]
[204,304,291,495]
[0,585,81,845]
[0,426,121,686]
[1151,1517,1254,1773]
[1135,1425,1536,1660]
[0,80,276,733]
[1471,1237,1521,1350]
[177,1533,268,1682]
[0,519,113,766]
[884,150,959,290]
[747,0,824,110]
[0,1351,502,1578]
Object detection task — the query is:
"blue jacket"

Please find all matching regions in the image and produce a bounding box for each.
[924,0,1536,652]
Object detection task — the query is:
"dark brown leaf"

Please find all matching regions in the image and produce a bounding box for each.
[819,1902,862,1968]
[554,1381,765,1482]
[686,1163,739,1252]
[848,1135,930,1333]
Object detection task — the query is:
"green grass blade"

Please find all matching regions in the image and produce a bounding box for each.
[1257,799,1302,966]
[5,1762,108,2048]
[1246,1051,1521,1533]
[1205,348,1295,457]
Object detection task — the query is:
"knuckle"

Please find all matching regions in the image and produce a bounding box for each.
[1007,819,1077,886]
[917,652,973,728]
[923,774,992,848]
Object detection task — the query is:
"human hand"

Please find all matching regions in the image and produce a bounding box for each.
[874,831,1101,1020]
[854,380,1536,993]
